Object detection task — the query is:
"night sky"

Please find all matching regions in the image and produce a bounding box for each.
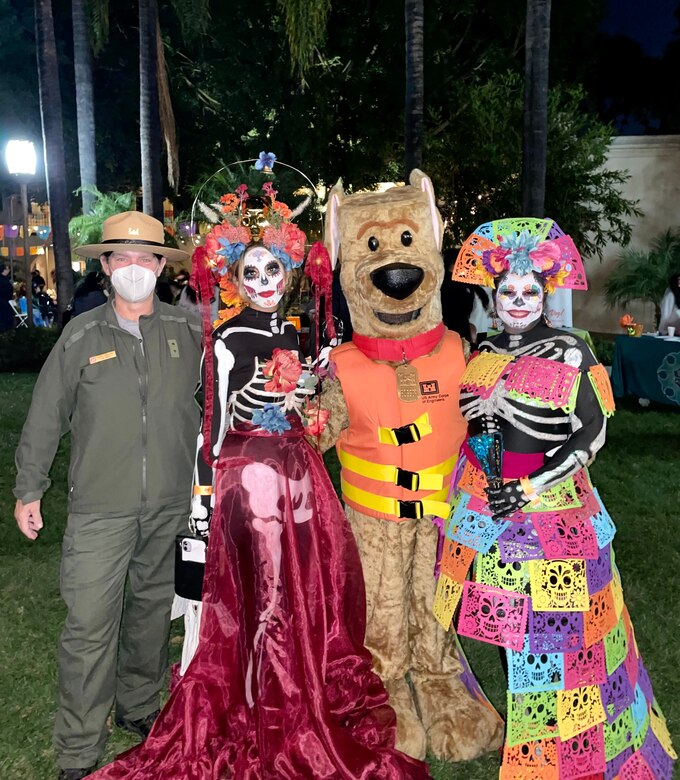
[602,0,677,57]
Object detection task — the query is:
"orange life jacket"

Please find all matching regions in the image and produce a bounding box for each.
[333,330,468,522]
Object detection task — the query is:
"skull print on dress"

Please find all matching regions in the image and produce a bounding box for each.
[434,218,675,779]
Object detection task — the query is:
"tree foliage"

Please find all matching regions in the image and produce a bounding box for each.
[604,229,680,325]
[0,0,642,263]
[425,73,640,256]
[68,185,136,247]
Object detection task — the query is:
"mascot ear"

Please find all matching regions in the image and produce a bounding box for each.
[324,179,344,269]
[409,169,443,251]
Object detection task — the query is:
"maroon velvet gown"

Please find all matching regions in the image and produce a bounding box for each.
[89,419,430,779]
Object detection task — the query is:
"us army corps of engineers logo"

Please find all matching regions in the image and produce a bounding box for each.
[419,379,450,403]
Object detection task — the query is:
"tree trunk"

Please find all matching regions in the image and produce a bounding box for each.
[522,0,551,216]
[139,0,163,220]
[35,0,73,319]
[72,0,97,215]
[404,0,424,179]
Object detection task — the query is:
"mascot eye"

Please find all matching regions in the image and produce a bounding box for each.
[367,236,379,252]
[401,230,413,246]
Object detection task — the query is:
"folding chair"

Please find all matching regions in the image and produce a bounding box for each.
[10,299,28,328]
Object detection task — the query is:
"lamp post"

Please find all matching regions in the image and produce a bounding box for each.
[6,140,37,327]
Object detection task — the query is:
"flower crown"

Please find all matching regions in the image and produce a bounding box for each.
[204,181,307,276]
[452,217,588,294]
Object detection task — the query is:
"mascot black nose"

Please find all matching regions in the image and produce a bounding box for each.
[370,263,424,300]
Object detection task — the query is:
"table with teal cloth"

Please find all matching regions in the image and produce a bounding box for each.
[611,334,680,406]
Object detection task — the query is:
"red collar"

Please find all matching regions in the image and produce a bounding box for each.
[352,322,445,362]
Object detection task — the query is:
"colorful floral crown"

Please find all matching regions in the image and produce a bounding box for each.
[452,218,588,294]
[204,181,307,276]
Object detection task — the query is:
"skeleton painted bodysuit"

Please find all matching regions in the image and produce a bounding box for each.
[433,323,675,779]
[92,305,430,779]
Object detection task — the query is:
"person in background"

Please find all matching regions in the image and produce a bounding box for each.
[31,268,46,293]
[658,272,680,335]
[72,271,107,317]
[13,211,202,780]
[154,276,174,304]
[36,282,57,326]
[0,263,14,330]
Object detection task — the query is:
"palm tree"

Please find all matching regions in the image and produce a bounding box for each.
[604,230,680,327]
[35,0,74,319]
[404,0,424,178]
[72,0,97,215]
[139,0,164,220]
[522,0,552,216]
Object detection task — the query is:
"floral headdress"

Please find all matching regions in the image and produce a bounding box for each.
[204,182,307,276]
[452,217,588,294]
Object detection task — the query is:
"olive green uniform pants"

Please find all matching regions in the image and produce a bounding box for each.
[54,505,186,770]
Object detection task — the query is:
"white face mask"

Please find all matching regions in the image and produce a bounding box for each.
[496,271,544,332]
[241,247,285,310]
[110,265,158,303]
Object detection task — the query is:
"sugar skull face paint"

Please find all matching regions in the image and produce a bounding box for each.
[496,271,544,333]
[240,246,286,311]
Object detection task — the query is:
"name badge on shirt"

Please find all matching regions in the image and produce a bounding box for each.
[89,350,117,365]
[167,339,180,358]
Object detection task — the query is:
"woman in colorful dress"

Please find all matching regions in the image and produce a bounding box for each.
[89,188,429,779]
[432,218,676,779]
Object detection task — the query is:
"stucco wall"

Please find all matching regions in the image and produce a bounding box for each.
[572,135,680,333]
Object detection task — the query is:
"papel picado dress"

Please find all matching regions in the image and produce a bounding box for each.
[432,323,676,780]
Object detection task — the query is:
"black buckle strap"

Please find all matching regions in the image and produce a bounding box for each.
[391,423,421,446]
[397,499,423,520]
[395,467,420,491]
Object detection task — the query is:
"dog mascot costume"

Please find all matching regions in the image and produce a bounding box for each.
[318,170,504,761]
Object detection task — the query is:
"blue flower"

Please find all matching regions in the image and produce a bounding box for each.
[498,230,541,276]
[255,151,277,171]
[216,238,246,265]
[269,244,295,271]
[252,403,291,434]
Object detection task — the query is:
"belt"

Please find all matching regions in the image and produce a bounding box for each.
[341,478,451,520]
[378,413,432,446]
[338,449,456,492]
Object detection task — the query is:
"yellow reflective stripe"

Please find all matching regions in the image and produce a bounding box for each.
[341,478,451,520]
[378,413,432,445]
[337,449,457,491]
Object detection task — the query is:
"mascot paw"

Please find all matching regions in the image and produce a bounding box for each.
[385,677,427,761]
[412,675,504,762]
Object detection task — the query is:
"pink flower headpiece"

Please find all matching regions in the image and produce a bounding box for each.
[204,186,306,278]
[452,217,588,293]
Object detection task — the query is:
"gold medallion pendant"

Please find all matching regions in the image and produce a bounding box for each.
[395,362,420,403]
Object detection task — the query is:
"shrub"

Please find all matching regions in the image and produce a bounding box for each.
[0,327,61,372]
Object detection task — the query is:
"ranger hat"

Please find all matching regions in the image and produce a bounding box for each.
[75,211,189,261]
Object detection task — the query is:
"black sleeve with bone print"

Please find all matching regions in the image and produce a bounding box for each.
[460,323,607,517]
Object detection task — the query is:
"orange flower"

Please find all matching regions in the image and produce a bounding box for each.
[619,314,634,328]
[219,193,239,213]
[219,277,243,306]
[272,201,292,219]
[263,348,302,393]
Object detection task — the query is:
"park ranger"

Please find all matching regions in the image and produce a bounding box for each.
[13,212,202,780]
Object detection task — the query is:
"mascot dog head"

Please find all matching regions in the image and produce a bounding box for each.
[325,169,444,340]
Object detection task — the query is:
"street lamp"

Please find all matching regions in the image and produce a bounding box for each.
[6,140,37,327]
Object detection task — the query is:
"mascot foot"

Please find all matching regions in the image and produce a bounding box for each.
[411,673,504,762]
[385,677,427,761]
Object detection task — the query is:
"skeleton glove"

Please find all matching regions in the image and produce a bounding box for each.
[485,479,530,521]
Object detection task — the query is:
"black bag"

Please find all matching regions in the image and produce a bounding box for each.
[174,534,206,601]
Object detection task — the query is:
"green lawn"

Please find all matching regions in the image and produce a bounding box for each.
[1,373,679,779]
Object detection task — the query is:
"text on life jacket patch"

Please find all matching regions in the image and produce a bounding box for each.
[167,339,180,358]
[395,363,420,403]
[89,350,117,365]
